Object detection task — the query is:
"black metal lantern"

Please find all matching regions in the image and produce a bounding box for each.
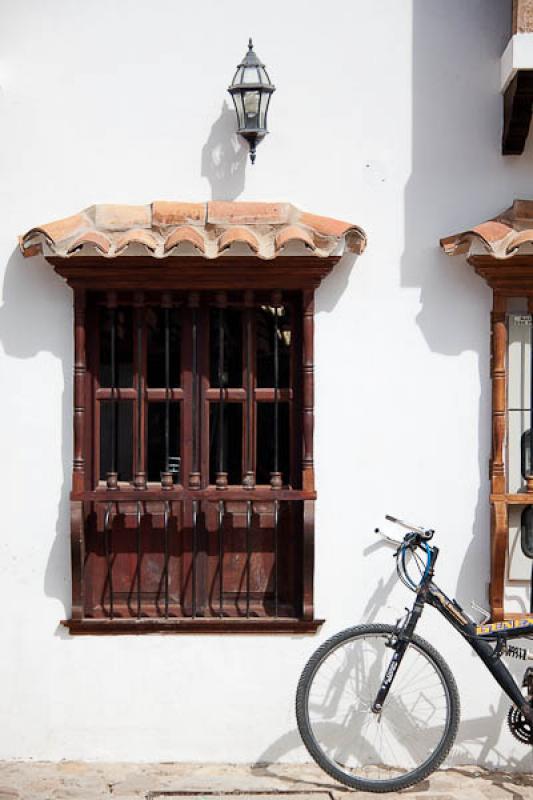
[228,39,275,164]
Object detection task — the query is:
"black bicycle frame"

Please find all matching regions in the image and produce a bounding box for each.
[372,545,533,721]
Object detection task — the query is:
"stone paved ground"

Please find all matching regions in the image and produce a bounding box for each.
[1,762,533,800]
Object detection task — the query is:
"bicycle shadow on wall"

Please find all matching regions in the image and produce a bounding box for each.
[253,540,533,777]
[253,636,533,785]
[0,248,71,630]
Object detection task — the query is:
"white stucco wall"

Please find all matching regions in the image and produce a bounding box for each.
[2,0,533,768]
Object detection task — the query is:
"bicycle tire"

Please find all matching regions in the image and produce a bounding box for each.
[296,624,460,793]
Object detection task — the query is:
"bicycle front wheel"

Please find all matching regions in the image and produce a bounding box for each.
[296,624,459,793]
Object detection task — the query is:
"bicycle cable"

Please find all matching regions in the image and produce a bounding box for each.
[397,540,432,592]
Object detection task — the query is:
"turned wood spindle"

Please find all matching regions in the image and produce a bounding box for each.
[188,291,201,490]
[73,289,86,494]
[270,290,283,490]
[215,291,228,490]
[243,289,255,489]
[133,291,147,490]
[106,290,118,490]
[160,291,174,489]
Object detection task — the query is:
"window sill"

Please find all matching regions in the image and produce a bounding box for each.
[61,618,324,635]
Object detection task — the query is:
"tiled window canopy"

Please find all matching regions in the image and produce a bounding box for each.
[440,200,533,259]
[19,201,367,261]
[17,201,367,634]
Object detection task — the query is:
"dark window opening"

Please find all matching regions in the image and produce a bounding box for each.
[147,403,181,482]
[209,307,243,387]
[256,402,290,485]
[209,403,243,484]
[99,307,134,388]
[99,400,133,481]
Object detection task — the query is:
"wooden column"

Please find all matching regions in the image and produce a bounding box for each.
[490,502,507,622]
[490,293,508,622]
[72,288,87,620]
[302,290,315,620]
[491,294,507,495]
[302,290,315,492]
[73,289,86,493]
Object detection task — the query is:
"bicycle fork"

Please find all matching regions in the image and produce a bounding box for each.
[371,596,425,714]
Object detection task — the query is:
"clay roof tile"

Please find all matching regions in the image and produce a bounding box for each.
[66,231,112,255]
[153,202,206,228]
[164,226,206,254]
[115,229,159,254]
[275,225,316,252]
[217,227,261,254]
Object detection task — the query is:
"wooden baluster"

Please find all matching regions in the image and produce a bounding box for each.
[188,291,201,490]
[133,291,147,489]
[215,291,228,490]
[270,291,283,490]
[106,291,118,490]
[243,290,256,489]
[161,292,174,489]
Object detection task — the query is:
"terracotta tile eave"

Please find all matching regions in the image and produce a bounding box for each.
[439,201,533,261]
[19,201,367,260]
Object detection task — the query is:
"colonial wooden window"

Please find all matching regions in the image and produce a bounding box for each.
[441,200,533,622]
[20,201,366,633]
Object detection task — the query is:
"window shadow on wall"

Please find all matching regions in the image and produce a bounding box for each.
[0,249,71,626]
[402,1,512,634]
[399,0,533,763]
[201,100,248,200]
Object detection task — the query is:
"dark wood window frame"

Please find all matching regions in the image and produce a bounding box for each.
[49,255,339,634]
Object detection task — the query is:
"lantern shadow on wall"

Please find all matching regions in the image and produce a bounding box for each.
[200,101,247,201]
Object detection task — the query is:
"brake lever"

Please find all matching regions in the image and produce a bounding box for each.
[374,527,402,547]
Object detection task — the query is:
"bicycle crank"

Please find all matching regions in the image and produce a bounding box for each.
[508,667,533,744]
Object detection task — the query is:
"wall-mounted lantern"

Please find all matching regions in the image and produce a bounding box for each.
[228,39,275,164]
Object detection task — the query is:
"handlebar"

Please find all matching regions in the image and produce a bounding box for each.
[384,515,434,540]
[374,516,436,592]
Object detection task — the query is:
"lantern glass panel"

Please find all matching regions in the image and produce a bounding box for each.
[507,302,533,492]
[232,92,245,129]
[244,90,260,123]
[242,66,260,83]
[259,91,271,130]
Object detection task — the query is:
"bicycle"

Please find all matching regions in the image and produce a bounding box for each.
[296,515,533,793]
